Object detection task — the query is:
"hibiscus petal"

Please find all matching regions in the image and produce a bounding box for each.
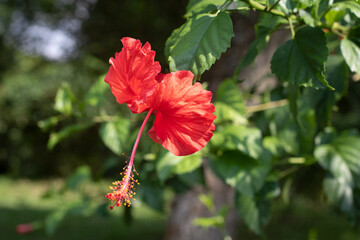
[148,71,216,156]
[105,37,161,113]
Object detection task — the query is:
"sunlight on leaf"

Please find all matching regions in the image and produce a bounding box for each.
[166,11,233,76]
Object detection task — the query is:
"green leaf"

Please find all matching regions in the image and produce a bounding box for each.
[263,136,284,157]
[198,193,216,212]
[140,181,165,212]
[85,74,108,107]
[287,83,300,129]
[315,135,360,188]
[264,102,317,155]
[271,26,332,89]
[236,193,262,234]
[340,38,360,75]
[297,0,320,9]
[38,115,65,131]
[233,13,284,78]
[54,83,76,115]
[297,97,317,153]
[257,11,287,29]
[264,106,299,154]
[323,175,354,215]
[99,117,130,156]
[214,79,247,124]
[48,123,92,149]
[165,11,233,76]
[185,0,227,19]
[235,181,279,234]
[177,168,204,188]
[298,108,317,152]
[315,127,338,145]
[332,1,360,18]
[355,188,360,221]
[234,25,273,76]
[211,125,263,158]
[260,181,281,200]
[326,56,348,99]
[348,26,360,47]
[278,0,297,14]
[45,210,67,235]
[299,9,316,27]
[193,216,224,228]
[173,153,202,175]
[303,56,348,128]
[210,150,271,196]
[235,181,278,235]
[316,0,332,17]
[66,165,92,190]
[156,151,202,182]
[315,131,360,219]
[325,9,346,26]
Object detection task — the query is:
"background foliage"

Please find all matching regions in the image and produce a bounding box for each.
[1,0,360,239]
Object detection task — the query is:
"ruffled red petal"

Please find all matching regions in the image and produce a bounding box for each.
[105,37,161,113]
[148,71,216,156]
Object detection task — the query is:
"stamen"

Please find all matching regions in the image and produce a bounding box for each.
[106,108,153,209]
[106,164,139,208]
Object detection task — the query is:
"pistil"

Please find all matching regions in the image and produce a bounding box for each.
[106,108,153,208]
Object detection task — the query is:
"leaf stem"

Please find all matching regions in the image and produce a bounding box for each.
[246,0,286,17]
[226,7,250,12]
[318,5,331,20]
[313,4,319,19]
[331,22,349,38]
[92,115,120,123]
[265,0,270,9]
[288,17,295,38]
[268,0,281,12]
[246,99,288,113]
[278,165,300,179]
[220,0,234,11]
[317,22,348,39]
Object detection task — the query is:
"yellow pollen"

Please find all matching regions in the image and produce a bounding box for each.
[106,165,139,209]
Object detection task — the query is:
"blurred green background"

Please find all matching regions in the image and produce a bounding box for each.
[1,0,360,239]
[0,0,186,178]
[0,0,186,239]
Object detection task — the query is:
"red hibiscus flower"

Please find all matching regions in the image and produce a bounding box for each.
[148,70,216,156]
[104,37,215,209]
[16,224,34,235]
[105,37,161,113]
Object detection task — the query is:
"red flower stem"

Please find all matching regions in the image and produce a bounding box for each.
[128,108,153,169]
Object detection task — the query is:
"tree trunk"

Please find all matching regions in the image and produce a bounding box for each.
[164,12,288,240]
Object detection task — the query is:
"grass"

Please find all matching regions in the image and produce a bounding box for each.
[1,176,360,240]
[0,176,166,240]
[268,198,360,240]
[239,196,360,240]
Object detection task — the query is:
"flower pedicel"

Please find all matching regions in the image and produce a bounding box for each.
[104,37,216,209]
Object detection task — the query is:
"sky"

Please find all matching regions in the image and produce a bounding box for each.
[6,0,97,61]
